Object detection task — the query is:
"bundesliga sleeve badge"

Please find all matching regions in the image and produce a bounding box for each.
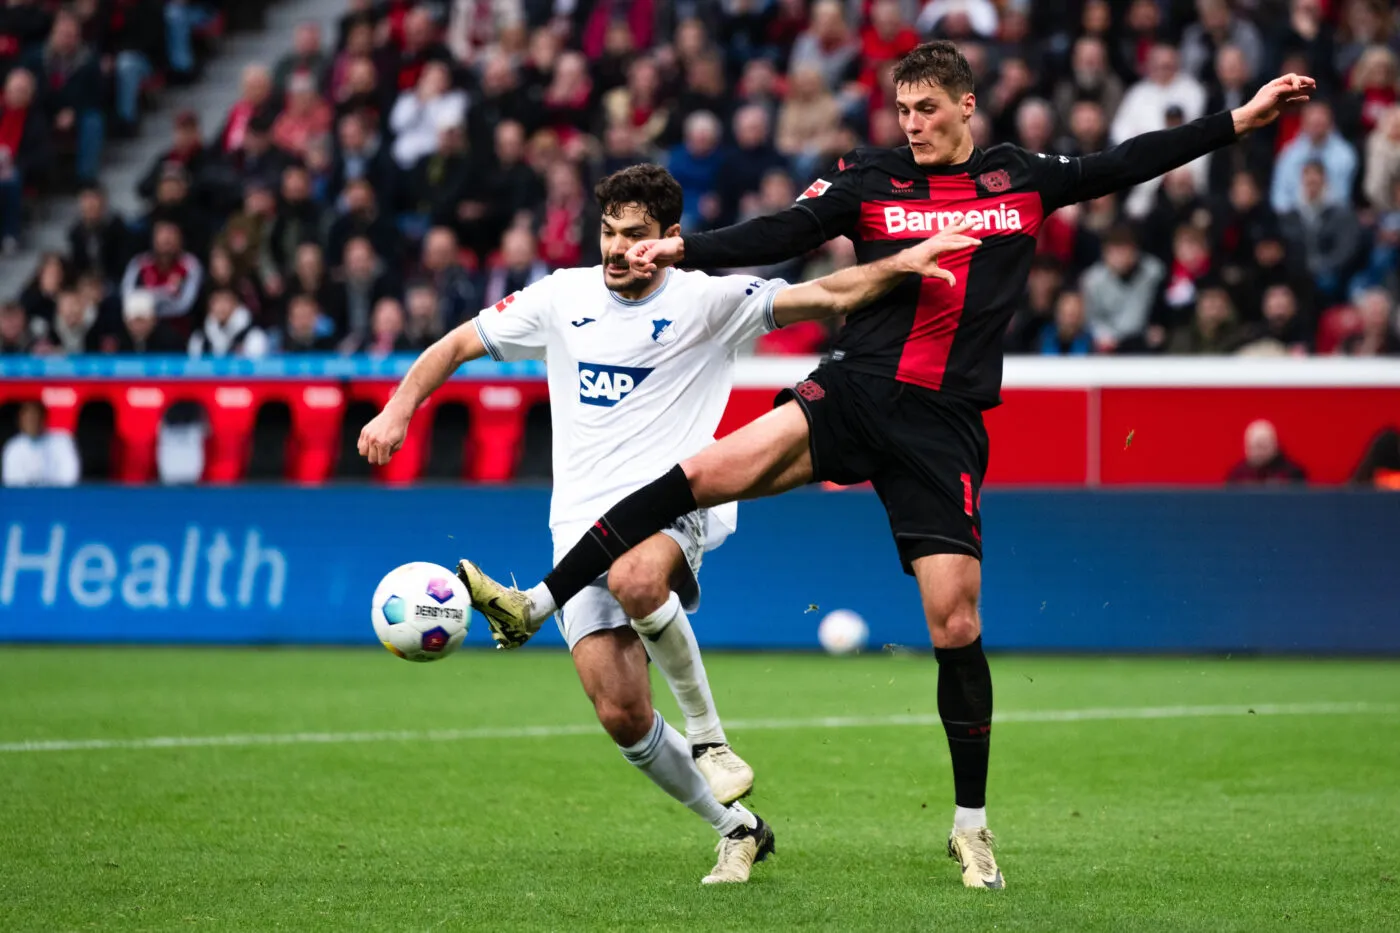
[797,178,831,201]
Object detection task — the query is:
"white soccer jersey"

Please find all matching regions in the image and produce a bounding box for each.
[473,266,786,551]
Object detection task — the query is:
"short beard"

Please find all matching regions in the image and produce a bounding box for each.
[603,260,647,297]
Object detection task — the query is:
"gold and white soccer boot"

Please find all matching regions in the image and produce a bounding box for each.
[948,827,1005,889]
[701,816,775,884]
[693,744,755,805]
[455,559,541,650]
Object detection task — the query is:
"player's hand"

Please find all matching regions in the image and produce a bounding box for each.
[895,220,982,286]
[626,236,684,277]
[358,403,411,466]
[1234,73,1315,134]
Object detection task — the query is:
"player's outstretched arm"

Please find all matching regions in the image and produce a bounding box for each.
[1048,73,1315,208]
[628,206,835,277]
[1231,73,1317,135]
[770,221,981,326]
[629,160,864,276]
[358,320,488,465]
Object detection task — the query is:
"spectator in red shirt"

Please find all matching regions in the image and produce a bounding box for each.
[391,6,452,93]
[541,51,594,138]
[1349,46,1399,135]
[272,72,334,160]
[536,162,587,269]
[120,220,203,326]
[221,64,275,154]
[0,68,50,252]
[601,55,669,149]
[862,0,918,66]
[1227,419,1308,484]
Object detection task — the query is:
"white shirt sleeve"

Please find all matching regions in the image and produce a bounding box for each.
[472,274,554,362]
[702,274,787,351]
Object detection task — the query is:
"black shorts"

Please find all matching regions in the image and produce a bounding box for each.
[776,365,990,574]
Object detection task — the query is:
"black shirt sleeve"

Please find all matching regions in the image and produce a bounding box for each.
[681,151,865,270]
[1030,111,1238,213]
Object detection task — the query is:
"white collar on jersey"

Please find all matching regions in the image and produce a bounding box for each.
[608,268,672,308]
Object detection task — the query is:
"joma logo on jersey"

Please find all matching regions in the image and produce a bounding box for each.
[883,203,1023,235]
[578,363,653,407]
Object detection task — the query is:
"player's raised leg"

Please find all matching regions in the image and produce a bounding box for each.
[610,531,753,804]
[459,401,813,645]
[570,627,774,883]
[911,552,1003,889]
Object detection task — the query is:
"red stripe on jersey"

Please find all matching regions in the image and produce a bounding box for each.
[890,176,978,390]
[856,191,1044,241]
[898,248,974,390]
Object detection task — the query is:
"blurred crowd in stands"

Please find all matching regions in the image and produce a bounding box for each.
[0,0,1398,361]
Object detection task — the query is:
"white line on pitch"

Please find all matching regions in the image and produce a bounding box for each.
[0,702,1392,754]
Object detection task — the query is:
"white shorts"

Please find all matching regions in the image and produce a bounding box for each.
[551,507,733,651]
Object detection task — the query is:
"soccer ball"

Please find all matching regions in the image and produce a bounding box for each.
[817,609,869,655]
[371,562,470,662]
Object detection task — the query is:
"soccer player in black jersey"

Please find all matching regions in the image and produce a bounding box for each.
[455,42,1314,888]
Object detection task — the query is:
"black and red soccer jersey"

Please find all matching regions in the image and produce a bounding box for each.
[682,111,1239,409]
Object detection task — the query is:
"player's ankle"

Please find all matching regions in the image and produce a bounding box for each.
[953,806,988,831]
[524,583,556,620]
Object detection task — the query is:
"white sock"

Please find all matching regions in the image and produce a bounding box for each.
[631,593,727,747]
[525,583,556,622]
[953,806,987,831]
[619,711,756,836]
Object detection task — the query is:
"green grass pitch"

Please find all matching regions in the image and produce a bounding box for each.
[1,648,1397,932]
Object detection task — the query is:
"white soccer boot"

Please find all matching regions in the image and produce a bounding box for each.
[455,559,541,650]
[701,816,775,884]
[693,744,754,805]
[947,827,1005,889]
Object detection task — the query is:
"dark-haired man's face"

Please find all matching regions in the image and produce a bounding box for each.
[599,203,677,295]
[896,82,975,167]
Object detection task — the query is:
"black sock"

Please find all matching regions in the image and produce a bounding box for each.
[934,636,992,810]
[543,465,698,608]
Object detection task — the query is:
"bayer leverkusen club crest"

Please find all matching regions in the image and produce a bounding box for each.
[979,170,1011,193]
[797,178,831,201]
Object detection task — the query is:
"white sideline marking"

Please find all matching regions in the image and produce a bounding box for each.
[1,702,1393,754]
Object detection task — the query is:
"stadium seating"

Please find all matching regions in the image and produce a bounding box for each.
[2,0,1399,486]
[3,355,1397,486]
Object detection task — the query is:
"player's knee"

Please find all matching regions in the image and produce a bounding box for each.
[608,561,669,619]
[926,600,981,649]
[594,696,652,747]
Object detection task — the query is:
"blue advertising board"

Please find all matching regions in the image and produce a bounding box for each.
[1,487,1396,652]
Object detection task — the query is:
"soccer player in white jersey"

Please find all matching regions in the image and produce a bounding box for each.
[358,164,979,883]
